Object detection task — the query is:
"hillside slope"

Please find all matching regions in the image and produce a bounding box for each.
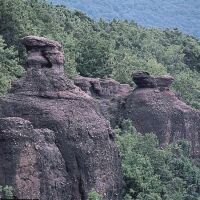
[50,0,200,38]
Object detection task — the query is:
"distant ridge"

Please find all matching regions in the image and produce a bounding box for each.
[50,0,200,39]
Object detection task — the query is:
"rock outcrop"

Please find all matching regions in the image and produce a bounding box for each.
[74,76,131,126]
[74,76,131,98]
[74,72,200,157]
[0,36,123,200]
[132,71,174,90]
[0,117,69,200]
[122,71,200,157]
[74,71,200,157]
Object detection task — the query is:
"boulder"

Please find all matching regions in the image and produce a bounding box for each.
[0,36,123,200]
[0,117,70,200]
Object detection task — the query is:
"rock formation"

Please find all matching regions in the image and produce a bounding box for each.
[74,76,131,126]
[132,71,174,90]
[0,35,199,199]
[0,117,69,200]
[122,71,200,157]
[74,76,131,98]
[0,36,123,200]
[74,71,200,157]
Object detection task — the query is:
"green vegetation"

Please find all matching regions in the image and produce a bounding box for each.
[88,190,102,200]
[0,1,199,199]
[51,0,200,38]
[116,120,200,200]
[0,0,199,108]
[0,185,13,199]
[0,36,23,94]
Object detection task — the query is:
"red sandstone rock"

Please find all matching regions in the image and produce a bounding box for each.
[0,36,123,200]
[122,72,200,157]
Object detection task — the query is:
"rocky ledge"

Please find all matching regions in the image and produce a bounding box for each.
[0,117,69,200]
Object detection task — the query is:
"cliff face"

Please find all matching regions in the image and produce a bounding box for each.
[122,72,200,157]
[0,36,123,200]
[0,117,69,199]
[74,72,200,157]
[74,76,131,127]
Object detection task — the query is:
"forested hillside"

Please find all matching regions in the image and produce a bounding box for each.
[50,0,200,38]
[0,0,200,109]
[0,1,200,199]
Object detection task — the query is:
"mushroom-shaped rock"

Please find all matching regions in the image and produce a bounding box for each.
[123,72,200,157]
[21,36,61,49]
[22,36,64,67]
[132,71,174,90]
[11,36,91,99]
[0,36,123,199]
[154,75,174,89]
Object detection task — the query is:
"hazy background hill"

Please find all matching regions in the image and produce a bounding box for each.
[50,0,200,38]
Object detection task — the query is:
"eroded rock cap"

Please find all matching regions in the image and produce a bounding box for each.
[21,36,61,50]
[132,71,174,89]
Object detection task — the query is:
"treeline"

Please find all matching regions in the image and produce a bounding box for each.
[0,0,200,108]
[51,0,200,38]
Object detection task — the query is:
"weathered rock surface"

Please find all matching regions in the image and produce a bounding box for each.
[74,76,131,126]
[132,71,174,90]
[0,36,123,200]
[122,72,200,157]
[0,35,199,199]
[0,117,69,200]
[74,73,200,157]
[74,76,131,98]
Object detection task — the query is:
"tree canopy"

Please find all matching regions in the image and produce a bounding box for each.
[51,0,200,38]
[116,120,200,200]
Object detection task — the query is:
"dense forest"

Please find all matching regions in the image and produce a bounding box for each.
[50,0,200,38]
[0,1,200,199]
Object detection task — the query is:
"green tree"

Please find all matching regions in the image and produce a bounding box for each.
[76,32,112,78]
[0,36,23,94]
[173,69,200,109]
[0,185,13,199]
[116,120,200,200]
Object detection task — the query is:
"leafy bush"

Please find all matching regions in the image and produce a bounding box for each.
[116,120,200,200]
[0,185,13,199]
[88,190,102,200]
